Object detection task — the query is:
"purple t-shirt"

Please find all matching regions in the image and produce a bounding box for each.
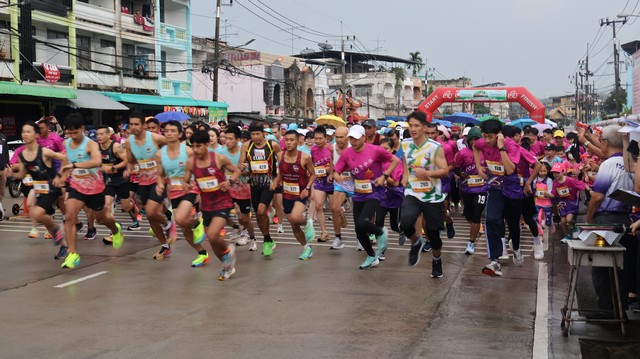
[311,144,333,192]
[381,157,405,208]
[474,137,528,199]
[334,143,394,202]
[454,147,488,194]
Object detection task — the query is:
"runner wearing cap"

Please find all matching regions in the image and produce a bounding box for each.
[541,144,564,167]
[550,162,590,241]
[553,130,569,156]
[333,124,399,269]
[402,113,449,278]
[362,119,381,145]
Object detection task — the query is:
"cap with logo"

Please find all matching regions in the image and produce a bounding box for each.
[551,162,565,173]
[348,125,366,139]
[362,119,376,127]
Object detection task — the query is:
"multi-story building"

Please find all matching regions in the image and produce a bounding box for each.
[0,0,227,138]
[548,94,576,122]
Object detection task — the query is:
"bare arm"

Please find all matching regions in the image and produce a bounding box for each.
[586,191,604,224]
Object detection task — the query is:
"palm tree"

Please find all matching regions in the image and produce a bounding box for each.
[407,51,424,77]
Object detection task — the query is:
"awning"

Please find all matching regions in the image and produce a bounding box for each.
[99,92,228,108]
[68,90,130,110]
[0,82,76,99]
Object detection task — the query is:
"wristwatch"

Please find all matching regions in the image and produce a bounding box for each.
[498,147,506,152]
[383,173,390,179]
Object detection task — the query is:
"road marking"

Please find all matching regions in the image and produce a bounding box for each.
[533,263,549,359]
[54,271,108,288]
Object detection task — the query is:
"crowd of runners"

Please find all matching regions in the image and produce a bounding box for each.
[5,111,607,282]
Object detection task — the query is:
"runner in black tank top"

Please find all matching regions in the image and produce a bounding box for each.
[271,130,317,261]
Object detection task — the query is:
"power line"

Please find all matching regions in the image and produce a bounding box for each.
[251,0,340,38]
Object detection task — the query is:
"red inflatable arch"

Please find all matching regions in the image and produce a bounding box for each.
[417,87,545,124]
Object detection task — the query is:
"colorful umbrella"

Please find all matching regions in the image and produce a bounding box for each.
[444,112,479,125]
[315,114,346,128]
[434,119,452,127]
[155,111,191,123]
[510,118,537,129]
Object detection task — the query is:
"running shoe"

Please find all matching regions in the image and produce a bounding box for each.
[54,245,68,260]
[28,227,39,238]
[499,238,509,260]
[560,235,571,244]
[75,222,84,233]
[136,213,143,222]
[422,239,432,252]
[330,237,344,250]
[318,231,330,242]
[127,221,141,231]
[533,237,544,260]
[262,241,276,257]
[165,218,178,245]
[482,261,502,276]
[359,255,379,269]
[273,215,279,224]
[298,245,313,260]
[191,252,210,267]
[221,246,236,271]
[303,219,315,244]
[61,252,80,269]
[398,233,406,246]
[376,227,388,258]
[112,222,124,249]
[431,259,443,278]
[218,267,236,281]
[465,241,475,255]
[153,246,172,260]
[446,223,456,239]
[355,240,364,251]
[44,233,52,240]
[84,227,97,241]
[479,223,485,234]
[369,233,377,245]
[277,224,284,233]
[513,249,524,267]
[248,240,258,251]
[237,230,249,246]
[52,226,64,246]
[219,228,227,237]
[409,237,425,266]
[193,218,205,245]
[268,211,275,224]
[103,235,113,245]
[378,251,386,261]
[340,211,348,228]
[140,208,146,215]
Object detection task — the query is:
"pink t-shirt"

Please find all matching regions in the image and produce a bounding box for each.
[473,137,521,174]
[334,143,394,202]
[530,141,545,157]
[552,176,587,201]
[38,132,64,152]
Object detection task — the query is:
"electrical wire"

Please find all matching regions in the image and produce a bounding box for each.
[251,0,341,38]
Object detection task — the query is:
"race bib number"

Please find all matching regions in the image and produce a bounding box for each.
[169,177,183,190]
[410,176,433,193]
[486,161,505,176]
[196,176,219,192]
[535,190,546,198]
[341,171,352,180]
[354,179,373,194]
[22,175,33,186]
[225,170,233,181]
[283,181,300,196]
[138,159,157,171]
[33,180,50,194]
[314,166,327,177]
[250,160,269,174]
[72,168,90,179]
[467,175,485,187]
[557,187,570,197]
[132,164,140,174]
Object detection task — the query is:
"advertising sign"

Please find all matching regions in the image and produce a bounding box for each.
[455,89,507,102]
[42,63,61,84]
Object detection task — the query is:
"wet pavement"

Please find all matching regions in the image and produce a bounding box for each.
[0,194,635,358]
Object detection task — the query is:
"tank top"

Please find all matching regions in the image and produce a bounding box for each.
[217,144,251,200]
[129,131,158,186]
[100,141,125,186]
[193,152,233,212]
[402,138,444,203]
[65,136,105,195]
[247,140,277,188]
[19,146,57,196]
[161,143,196,200]
[332,144,354,191]
[279,151,309,200]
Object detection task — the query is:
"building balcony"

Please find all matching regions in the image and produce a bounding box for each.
[159,78,191,97]
[75,2,116,31]
[158,23,189,49]
[77,69,158,92]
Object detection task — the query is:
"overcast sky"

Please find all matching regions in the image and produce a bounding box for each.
[191,0,640,99]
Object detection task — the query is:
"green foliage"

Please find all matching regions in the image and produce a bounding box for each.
[407,51,424,77]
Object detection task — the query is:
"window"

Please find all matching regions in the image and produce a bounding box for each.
[122,43,135,73]
[100,39,116,49]
[160,51,166,77]
[76,35,91,70]
[47,30,68,40]
[354,85,372,97]
[159,0,165,22]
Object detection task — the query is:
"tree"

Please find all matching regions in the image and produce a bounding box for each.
[390,67,406,95]
[473,103,489,115]
[602,88,627,114]
[407,51,424,77]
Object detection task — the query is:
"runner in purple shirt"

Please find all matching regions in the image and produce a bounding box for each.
[334,125,399,269]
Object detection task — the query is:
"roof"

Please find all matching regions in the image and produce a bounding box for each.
[622,40,640,56]
[0,82,76,99]
[99,92,228,108]
[291,50,421,65]
[68,90,129,110]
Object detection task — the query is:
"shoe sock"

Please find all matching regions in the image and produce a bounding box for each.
[250,237,256,241]
[198,249,207,255]
[162,244,169,249]
[433,255,441,262]
[264,235,272,243]
[304,244,310,250]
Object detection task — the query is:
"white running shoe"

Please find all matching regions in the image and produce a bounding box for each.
[355,240,364,251]
[330,237,344,250]
[499,238,510,260]
[248,241,258,251]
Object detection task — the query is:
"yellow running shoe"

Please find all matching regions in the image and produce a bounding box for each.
[112,222,124,249]
[191,252,210,267]
[193,218,205,245]
[61,252,80,269]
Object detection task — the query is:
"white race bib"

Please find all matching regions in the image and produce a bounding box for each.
[138,159,157,171]
[250,160,269,174]
[196,176,220,192]
[314,166,327,177]
[341,171,352,179]
[467,175,484,188]
[410,177,433,193]
[535,190,546,198]
[557,187,570,197]
[486,161,505,176]
[283,181,300,196]
[169,177,183,190]
[33,180,50,194]
[72,168,90,179]
[354,179,373,194]
[22,175,33,186]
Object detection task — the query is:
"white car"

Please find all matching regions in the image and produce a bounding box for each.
[7,140,23,161]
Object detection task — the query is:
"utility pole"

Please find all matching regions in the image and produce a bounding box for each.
[341,36,347,121]
[601,17,627,117]
[212,0,222,101]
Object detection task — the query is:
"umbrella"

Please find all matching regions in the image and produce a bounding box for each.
[533,123,552,132]
[389,121,408,129]
[445,112,479,125]
[434,119,452,127]
[155,111,191,123]
[478,115,505,123]
[510,118,537,129]
[316,114,346,128]
[545,118,558,128]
